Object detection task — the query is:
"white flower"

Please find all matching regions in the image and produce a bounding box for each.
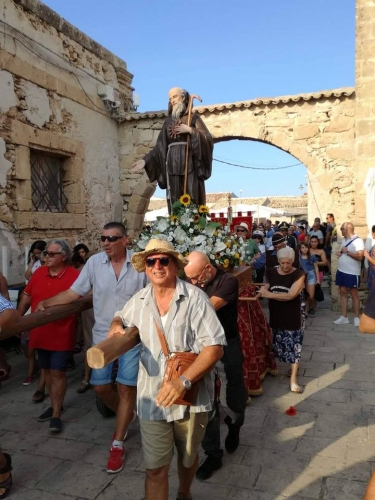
[215,259,219,264]
[153,233,168,241]
[156,218,169,233]
[174,226,187,243]
[180,213,190,226]
[204,226,216,237]
[189,228,194,233]
[137,239,148,249]
[193,235,207,245]
[225,248,231,255]
[167,236,173,241]
[210,254,215,260]
[213,241,227,253]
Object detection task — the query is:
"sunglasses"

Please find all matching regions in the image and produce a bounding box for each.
[100,235,123,242]
[43,251,62,257]
[145,257,171,268]
[237,229,246,233]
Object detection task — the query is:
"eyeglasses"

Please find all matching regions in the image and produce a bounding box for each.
[145,257,171,268]
[188,268,207,284]
[100,236,123,242]
[237,229,246,233]
[43,251,62,257]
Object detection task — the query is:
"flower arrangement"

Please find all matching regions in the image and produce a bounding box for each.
[133,194,245,269]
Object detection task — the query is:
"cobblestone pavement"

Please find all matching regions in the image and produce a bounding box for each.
[1,304,374,499]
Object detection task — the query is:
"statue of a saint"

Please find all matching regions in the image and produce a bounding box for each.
[132,87,213,211]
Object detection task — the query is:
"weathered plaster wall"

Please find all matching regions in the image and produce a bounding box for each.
[0,0,133,281]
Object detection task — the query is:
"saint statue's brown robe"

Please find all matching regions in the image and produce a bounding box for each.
[143,113,213,211]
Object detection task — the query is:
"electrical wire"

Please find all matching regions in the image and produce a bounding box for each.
[0,19,108,113]
[213,157,303,170]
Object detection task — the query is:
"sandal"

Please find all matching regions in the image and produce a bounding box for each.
[0,452,12,499]
[77,381,91,394]
[32,390,45,403]
[0,366,11,382]
[290,383,303,394]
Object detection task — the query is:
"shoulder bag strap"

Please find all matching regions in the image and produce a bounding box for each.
[343,236,359,248]
[153,319,170,358]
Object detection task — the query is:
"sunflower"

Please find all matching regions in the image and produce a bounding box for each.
[193,214,200,223]
[170,215,178,223]
[179,194,191,206]
[198,205,209,214]
[234,252,240,259]
[223,259,229,268]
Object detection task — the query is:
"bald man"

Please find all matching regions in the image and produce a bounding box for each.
[185,251,247,480]
[132,87,213,211]
[334,222,364,326]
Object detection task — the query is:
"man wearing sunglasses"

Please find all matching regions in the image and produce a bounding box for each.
[18,239,80,433]
[108,239,225,500]
[184,251,247,481]
[234,222,261,264]
[35,223,147,473]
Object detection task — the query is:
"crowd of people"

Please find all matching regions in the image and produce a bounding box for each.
[0,213,373,500]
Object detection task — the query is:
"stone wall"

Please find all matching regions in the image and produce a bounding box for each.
[0,0,133,283]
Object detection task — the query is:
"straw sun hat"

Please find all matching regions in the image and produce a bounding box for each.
[131,239,187,273]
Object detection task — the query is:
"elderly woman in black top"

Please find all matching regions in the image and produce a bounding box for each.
[259,247,306,393]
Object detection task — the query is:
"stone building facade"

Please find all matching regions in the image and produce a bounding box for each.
[0,0,134,283]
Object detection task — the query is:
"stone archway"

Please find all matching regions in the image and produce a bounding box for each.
[118,87,355,234]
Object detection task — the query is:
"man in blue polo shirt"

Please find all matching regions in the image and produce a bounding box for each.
[36,222,147,474]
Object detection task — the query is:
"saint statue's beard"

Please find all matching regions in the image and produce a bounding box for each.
[171,102,186,120]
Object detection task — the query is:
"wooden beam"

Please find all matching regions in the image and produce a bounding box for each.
[1,296,93,338]
[87,327,140,369]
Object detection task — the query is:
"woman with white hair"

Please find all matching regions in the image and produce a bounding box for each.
[259,247,306,393]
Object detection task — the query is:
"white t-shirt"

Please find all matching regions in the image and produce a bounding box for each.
[338,235,364,276]
[308,229,324,240]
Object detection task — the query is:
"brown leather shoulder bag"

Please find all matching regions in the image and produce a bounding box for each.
[154,320,200,406]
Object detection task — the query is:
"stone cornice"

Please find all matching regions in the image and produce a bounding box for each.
[14,0,130,73]
[120,87,355,122]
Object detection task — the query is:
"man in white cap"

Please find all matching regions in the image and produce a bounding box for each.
[108,239,226,500]
[234,223,260,263]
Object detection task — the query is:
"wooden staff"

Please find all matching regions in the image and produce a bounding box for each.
[87,327,140,369]
[183,94,202,195]
[1,296,93,339]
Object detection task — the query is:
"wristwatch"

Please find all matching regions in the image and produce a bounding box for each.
[180,375,192,390]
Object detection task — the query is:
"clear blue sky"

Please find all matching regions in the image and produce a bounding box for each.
[43,0,355,198]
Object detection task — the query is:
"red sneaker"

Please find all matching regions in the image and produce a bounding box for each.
[106,446,125,473]
[22,375,35,386]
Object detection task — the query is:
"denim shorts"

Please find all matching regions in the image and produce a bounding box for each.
[37,349,70,371]
[306,269,317,285]
[90,344,140,387]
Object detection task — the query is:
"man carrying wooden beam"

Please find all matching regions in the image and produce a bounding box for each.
[35,223,147,474]
[107,239,226,500]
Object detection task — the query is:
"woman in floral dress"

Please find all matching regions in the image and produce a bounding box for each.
[260,247,306,393]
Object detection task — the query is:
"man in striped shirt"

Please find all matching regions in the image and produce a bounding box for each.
[109,239,226,500]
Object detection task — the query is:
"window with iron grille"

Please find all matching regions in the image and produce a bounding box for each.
[31,152,68,213]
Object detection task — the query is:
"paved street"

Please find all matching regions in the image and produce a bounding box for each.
[1,303,374,500]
